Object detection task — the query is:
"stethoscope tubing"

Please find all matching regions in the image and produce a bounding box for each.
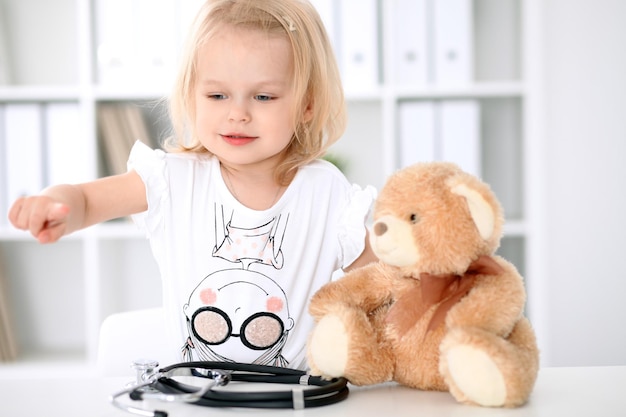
[128,361,350,409]
[152,378,350,408]
[161,361,308,375]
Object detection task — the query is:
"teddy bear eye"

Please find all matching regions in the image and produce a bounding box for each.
[410,213,419,223]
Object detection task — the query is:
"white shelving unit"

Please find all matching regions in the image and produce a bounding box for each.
[0,0,543,374]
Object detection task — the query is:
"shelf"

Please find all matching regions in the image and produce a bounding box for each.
[0,81,525,104]
[1,219,527,241]
[0,222,145,242]
[503,220,526,236]
[93,86,169,102]
[92,83,526,104]
[392,81,525,100]
[0,0,535,372]
[0,227,85,242]
[0,85,82,102]
[87,222,146,240]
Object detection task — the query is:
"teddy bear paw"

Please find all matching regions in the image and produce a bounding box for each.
[309,313,349,378]
[445,344,507,407]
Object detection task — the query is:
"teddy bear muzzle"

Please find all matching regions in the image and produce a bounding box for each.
[370,215,420,267]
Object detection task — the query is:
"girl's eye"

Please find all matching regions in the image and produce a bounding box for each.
[254,94,273,102]
[207,94,227,100]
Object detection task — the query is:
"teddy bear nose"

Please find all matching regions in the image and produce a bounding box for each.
[374,222,388,236]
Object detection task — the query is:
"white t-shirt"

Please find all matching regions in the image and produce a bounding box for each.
[128,141,375,370]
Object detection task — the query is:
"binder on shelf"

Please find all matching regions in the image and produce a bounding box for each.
[44,102,93,186]
[389,0,429,85]
[0,105,6,225]
[124,104,152,147]
[96,0,184,86]
[398,101,436,168]
[134,0,177,85]
[97,102,152,176]
[432,0,474,84]
[95,0,135,85]
[0,3,11,85]
[97,103,129,176]
[0,251,18,362]
[439,100,481,177]
[3,103,44,205]
[337,0,379,90]
[398,100,481,176]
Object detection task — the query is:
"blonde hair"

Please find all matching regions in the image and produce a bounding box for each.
[167,0,346,185]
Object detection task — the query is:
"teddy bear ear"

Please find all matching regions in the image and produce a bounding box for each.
[450,183,495,240]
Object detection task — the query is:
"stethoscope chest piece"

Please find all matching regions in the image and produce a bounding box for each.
[129,359,160,390]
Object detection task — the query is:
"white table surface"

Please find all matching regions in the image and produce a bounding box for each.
[1,366,624,417]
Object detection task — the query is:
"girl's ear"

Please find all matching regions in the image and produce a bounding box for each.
[302,98,314,123]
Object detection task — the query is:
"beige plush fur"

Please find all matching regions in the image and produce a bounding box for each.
[307,162,539,407]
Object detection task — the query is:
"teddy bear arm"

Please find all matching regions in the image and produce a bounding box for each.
[445,271,526,336]
[309,263,394,320]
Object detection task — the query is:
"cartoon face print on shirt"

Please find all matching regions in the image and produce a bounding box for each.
[182,205,293,366]
[183,268,294,365]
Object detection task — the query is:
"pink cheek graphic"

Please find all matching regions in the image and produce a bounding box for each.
[200,288,217,305]
[266,296,284,313]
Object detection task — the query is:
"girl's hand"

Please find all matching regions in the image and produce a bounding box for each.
[8,196,71,244]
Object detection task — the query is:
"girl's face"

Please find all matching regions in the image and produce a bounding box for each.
[194,25,306,172]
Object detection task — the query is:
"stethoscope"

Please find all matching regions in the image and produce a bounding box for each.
[110,360,349,417]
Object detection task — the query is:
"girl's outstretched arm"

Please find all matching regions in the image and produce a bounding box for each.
[8,170,147,244]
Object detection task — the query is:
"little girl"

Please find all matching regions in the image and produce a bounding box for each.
[8,0,376,370]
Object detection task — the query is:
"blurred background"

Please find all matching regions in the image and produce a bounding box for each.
[0,0,624,376]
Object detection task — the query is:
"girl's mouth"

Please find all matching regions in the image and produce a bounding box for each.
[221,134,257,146]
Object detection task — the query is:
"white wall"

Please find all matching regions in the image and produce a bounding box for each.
[542,0,626,366]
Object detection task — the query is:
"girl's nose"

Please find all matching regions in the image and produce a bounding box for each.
[228,100,250,123]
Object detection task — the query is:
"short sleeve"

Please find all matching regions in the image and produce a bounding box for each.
[127,141,168,238]
[337,184,377,269]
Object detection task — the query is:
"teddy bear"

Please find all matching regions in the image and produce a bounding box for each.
[307,162,539,407]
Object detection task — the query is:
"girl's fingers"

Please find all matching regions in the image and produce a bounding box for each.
[36,203,70,243]
[37,222,67,244]
[7,196,27,228]
[47,202,71,222]
[7,197,70,243]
